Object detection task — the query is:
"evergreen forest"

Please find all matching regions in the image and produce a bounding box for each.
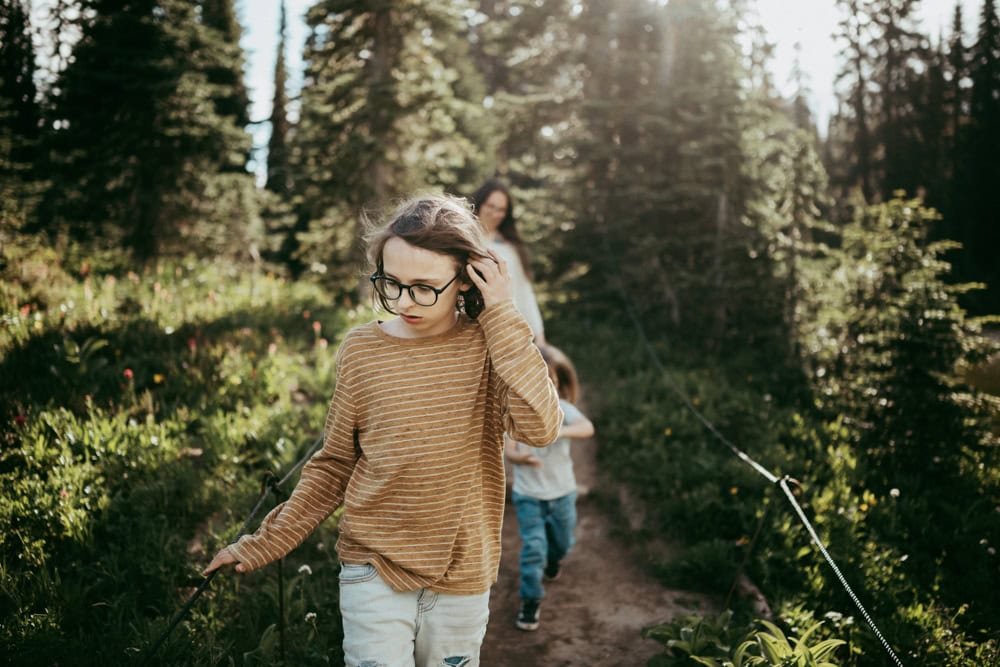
[1,0,998,664]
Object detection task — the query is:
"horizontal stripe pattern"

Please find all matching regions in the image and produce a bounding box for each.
[229,299,562,594]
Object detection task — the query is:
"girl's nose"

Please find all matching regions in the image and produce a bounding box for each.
[397,289,416,309]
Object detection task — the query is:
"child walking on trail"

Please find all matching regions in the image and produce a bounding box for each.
[505,343,595,632]
[202,194,562,667]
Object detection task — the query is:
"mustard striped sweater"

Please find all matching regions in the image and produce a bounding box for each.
[228,299,563,594]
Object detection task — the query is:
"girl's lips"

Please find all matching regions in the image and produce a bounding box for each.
[400,314,422,324]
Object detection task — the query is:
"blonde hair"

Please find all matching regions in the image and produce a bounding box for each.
[538,343,580,404]
[364,194,491,318]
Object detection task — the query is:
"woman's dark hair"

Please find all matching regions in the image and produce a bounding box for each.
[364,194,490,319]
[470,179,533,280]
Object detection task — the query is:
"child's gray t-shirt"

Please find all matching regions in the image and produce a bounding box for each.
[512,399,583,500]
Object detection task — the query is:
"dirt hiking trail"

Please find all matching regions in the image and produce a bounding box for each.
[480,434,718,666]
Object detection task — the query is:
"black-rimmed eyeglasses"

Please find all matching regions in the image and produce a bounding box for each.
[370,272,462,307]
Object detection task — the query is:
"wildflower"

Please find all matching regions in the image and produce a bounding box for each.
[60,489,69,498]
[663,427,672,437]
[303,309,311,319]
[153,373,164,384]
[890,488,900,498]
[188,337,197,353]
[729,486,739,495]
[313,321,322,334]
[860,503,869,512]
[736,536,750,546]
[298,564,313,576]
[14,415,26,425]
[268,342,278,355]
[305,612,317,623]
[123,368,134,380]
[319,338,328,349]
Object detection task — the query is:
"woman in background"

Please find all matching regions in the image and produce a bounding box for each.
[471,179,545,343]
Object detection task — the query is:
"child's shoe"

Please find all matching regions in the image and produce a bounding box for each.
[516,598,541,631]
[544,560,561,581]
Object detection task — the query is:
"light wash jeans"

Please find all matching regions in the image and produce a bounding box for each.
[338,563,490,667]
[511,490,577,600]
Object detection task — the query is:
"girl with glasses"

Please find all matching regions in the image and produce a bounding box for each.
[203,194,562,667]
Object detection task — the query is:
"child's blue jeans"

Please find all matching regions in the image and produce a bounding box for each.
[338,562,490,667]
[512,490,577,600]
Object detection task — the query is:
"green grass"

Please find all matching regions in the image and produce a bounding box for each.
[1,252,362,665]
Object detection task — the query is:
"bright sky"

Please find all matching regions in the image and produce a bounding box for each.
[752,0,979,130]
[30,0,982,180]
[238,0,977,179]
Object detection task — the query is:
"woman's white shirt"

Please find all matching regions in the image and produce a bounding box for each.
[490,238,544,340]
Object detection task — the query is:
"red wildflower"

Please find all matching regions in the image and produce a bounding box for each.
[14,415,26,425]
[123,368,134,380]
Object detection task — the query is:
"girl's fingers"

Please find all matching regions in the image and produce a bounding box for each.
[202,547,237,576]
[466,263,487,288]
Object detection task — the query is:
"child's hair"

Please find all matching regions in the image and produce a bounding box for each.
[470,179,533,280]
[364,194,490,319]
[538,343,580,404]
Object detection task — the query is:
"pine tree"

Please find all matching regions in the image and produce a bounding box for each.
[832,0,877,202]
[266,0,291,198]
[463,0,577,283]
[200,0,251,129]
[962,0,1000,312]
[46,0,259,259]
[0,0,42,237]
[947,2,968,173]
[289,0,488,284]
[913,38,948,206]
[803,195,1000,626]
[869,0,926,199]
[560,0,764,353]
[789,41,817,135]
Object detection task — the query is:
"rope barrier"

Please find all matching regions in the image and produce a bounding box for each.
[599,229,904,665]
[141,434,324,665]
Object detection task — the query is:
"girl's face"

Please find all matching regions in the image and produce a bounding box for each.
[380,236,468,338]
[478,190,509,236]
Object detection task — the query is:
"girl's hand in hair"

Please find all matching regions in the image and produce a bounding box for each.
[467,251,512,309]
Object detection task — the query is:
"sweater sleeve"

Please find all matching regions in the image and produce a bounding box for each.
[228,339,360,571]
[478,299,562,447]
